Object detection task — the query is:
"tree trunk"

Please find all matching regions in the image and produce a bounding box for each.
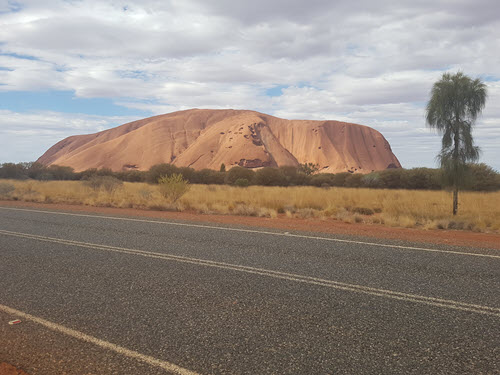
[452,126,460,216]
[453,187,458,215]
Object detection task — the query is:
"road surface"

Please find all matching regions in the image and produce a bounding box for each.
[0,205,499,374]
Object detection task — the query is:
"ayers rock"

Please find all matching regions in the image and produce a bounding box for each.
[37,109,401,174]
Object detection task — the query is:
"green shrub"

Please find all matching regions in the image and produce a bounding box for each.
[84,176,123,193]
[234,178,249,187]
[344,173,363,188]
[115,170,147,182]
[195,169,225,184]
[403,168,442,190]
[378,169,405,189]
[330,172,350,187]
[361,173,384,188]
[44,165,76,180]
[225,166,255,185]
[158,173,190,202]
[466,163,500,191]
[310,173,335,187]
[299,162,320,175]
[0,163,28,179]
[279,166,309,185]
[254,167,286,186]
[178,167,197,182]
[147,164,180,184]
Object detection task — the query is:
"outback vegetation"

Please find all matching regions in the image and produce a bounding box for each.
[0,178,499,234]
[1,161,499,191]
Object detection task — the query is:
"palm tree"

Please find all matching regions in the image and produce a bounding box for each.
[426,72,487,215]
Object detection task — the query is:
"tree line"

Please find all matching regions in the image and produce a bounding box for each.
[1,161,499,191]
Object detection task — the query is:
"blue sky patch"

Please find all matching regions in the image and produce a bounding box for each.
[0,52,39,61]
[0,90,152,117]
[265,85,288,97]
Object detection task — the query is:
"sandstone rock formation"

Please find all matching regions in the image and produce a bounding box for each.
[37,109,401,173]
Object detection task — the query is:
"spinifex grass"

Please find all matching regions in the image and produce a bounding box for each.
[2,180,499,233]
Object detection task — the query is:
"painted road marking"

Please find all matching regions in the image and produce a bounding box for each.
[0,304,200,375]
[1,229,499,317]
[0,206,498,259]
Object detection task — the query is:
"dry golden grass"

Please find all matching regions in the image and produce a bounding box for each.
[1,179,499,233]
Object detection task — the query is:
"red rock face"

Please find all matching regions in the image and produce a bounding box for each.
[37,109,402,173]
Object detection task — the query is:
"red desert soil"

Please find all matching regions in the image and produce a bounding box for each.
[0,363,29,375]
[1,200,499,250]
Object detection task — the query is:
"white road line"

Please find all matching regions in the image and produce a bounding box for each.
[0,206,498,259]
[0,303,200,375]
[1,229,499,317]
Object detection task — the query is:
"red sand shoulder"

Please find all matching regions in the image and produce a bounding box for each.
[0,363,29,375]
[1,200,499,250]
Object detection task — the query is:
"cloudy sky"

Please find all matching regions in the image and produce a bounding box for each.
[1,0,499,170]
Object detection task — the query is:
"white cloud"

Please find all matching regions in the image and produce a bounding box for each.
[0,0,499,170]
[0,110,137,163]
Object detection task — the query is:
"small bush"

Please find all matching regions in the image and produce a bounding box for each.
[84,176,123,193]
[195,169,225,184]
[279,166,309,185]
[158,173,190,202]
[234,178,250,187]
[466,163,500,191]
[310,173,335,187]
[147,164,180,184]
[0,182,15,197]
[352,207,374,215]
[225,166,255,185]
[254,167,286,186]
[331,172,350,187]
[232,204,259,216]
[344,174,363,188]
[362,173,384,188]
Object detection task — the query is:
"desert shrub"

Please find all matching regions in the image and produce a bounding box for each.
[0,162,78,181]
[296,208,321,218]
[344,173,363,188]
[25,162,46,179]
[234,178,250,187]
[466,163,500,191]
[46,165,76,180]
[0,163,28,179]
[310,173,335,187]
[378,169,405,189]
[178,167,197,182]
[299,162,320,175]
[195,169,225,184]
[254,167,287,186]
[147,164,180,184]
[115,170,147,182]
[0,182,15,197]
[279,166,309,186]
[84,176,123,193]
[158,173,190,202]
[76,168,98,180]
[330,172,350,187]
[361,173,384,188]
[95,168,115,176]
[403,168,442,190]
[225,166,255,185]
[352,207,375,215]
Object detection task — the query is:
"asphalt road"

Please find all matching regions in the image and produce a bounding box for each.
[0,205,499,374]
